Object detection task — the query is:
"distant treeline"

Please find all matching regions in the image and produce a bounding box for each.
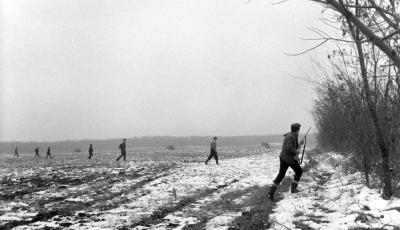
[0,134,315,154]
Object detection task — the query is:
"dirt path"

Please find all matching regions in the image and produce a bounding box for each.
[269,151,400,230]
[130,153,319,230]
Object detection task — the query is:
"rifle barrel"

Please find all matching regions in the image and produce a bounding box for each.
[302,127,312,141]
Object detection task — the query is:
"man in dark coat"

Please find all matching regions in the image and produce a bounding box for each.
[88,144,94,159]
[268,123,304,201]
[35,147,40,158]
[14,147,19,158]
[46,146,52,159]
[116,138,127,162]
[205,136,219,165]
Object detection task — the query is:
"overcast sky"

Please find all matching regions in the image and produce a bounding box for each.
[0,0,331,142]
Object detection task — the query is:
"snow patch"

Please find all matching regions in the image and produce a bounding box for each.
[206,212,242,230]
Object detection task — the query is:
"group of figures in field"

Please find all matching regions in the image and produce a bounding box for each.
[13,139,127,162]
[14,146,52,159]
[12,137,219,163]
[11,123,306,202]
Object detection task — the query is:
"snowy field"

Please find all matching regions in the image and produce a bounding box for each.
[1,146,399,230]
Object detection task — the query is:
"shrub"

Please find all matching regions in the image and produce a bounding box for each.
[261,142,270,148]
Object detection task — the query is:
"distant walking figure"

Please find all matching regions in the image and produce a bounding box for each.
[14,147,19,158]
[46,147,52,159]
[205,137,219,165]
[116,138,127,162]
[88,144,94,159]
[35,147,40,158]
[268,123,304,201]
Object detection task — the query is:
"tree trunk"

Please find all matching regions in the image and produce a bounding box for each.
[381,148,392,198]
[363,152,370,187]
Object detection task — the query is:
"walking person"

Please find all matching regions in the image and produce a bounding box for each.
[116,138,127,162]
[46,146,52,159]
[14,146,19,158]
[35,147,40,159]
[268,123,304,201]
[88,144,94,159]
[205,137,219,165]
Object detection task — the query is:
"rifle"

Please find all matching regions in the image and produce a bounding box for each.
[300,127,311,165]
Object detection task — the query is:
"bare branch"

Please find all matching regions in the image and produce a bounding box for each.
[342,2,400,22]
[319,17,342,31]
[301,37,366,43]
[378,29,400,42]
[307,26,332,38]
[320,0,400,69]
[270,0,290,5]
[284,39,329,56]
[367,0,400,28]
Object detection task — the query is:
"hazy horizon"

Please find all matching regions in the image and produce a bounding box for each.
[0,134,317,155]
[1,133,309,143]
[1,0,331,142]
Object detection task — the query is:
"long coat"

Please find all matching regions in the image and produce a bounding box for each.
[279,132,299,165]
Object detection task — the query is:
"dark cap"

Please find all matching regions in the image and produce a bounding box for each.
[123,138,127,141]
[291,123,301,132]
[213,136,218,140]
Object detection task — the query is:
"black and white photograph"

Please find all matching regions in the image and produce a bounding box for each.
[1,0,400,229]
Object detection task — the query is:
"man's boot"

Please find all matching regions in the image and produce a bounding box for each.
[291,181,300,193]
[268,184,277,201]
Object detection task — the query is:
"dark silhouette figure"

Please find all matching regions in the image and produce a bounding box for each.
[88,144,94,159]
[205,137,219,165]
[46,147,52,159]
[268,123,304,201]
[116,139,127,162]
[35,147,40,158]
[14,147,19,158]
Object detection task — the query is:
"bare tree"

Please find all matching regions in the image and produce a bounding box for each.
[310,0,400,68]
[306,0,400,198]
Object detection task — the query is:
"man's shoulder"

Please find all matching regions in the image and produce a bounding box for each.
[284,132,297,140]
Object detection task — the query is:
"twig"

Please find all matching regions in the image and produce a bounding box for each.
[378,29,400,42]
[271,218,293,230]
[284,39,329,56]
[301,37,366,43]
[271,0,290,5]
